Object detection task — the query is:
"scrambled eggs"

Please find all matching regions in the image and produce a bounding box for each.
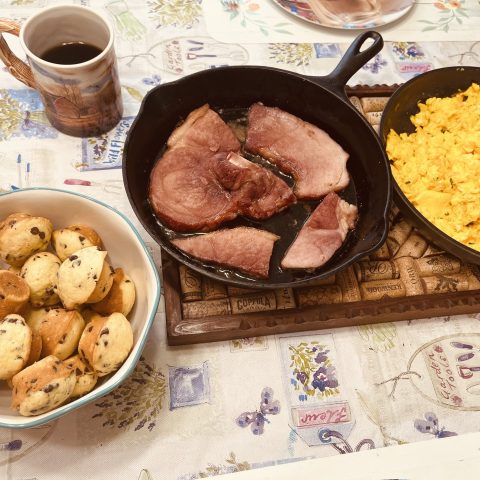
[386,83,480,251]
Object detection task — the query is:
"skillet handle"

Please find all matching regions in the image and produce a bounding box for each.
[312,31,383,100]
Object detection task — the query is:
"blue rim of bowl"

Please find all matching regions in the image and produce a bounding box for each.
[0,187,161,429]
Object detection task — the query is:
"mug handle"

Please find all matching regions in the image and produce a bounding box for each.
[0,19,36,89]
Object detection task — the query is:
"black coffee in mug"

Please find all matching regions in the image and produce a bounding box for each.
[41,41,102,65]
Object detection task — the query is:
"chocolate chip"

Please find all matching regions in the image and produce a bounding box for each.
[79,236,85,243]
[125,280,131,283]
[69,255,78,261]
[9,220,16,228]
[87,325,93,332]
[31,378,37,384]
[0,329,5,334]
[15,356,23,360]
[102,286,106,292]
[75,368,82,376]
[100,328,109,336]
[39,231,45,239]
[43,384,57,393]
[103,340,108,346]
[30,227,39,235]
[93,274,98,280]
[58,333,67,344]
[0,294,4,299]
[7,317,18,323]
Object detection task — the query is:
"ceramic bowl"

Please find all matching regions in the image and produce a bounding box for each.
[0,188,160,428]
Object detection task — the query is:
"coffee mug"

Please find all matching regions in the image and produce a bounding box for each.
[0,5,123,137]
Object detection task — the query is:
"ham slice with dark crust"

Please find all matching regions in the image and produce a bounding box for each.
[281,192,358,270]
[172,227,280,278]
[245,103,350,199]
[149,147,238,232]
[149,105,295,232]
[221,152,295,220]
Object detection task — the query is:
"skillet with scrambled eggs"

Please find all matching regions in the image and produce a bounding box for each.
[386,83,480,252]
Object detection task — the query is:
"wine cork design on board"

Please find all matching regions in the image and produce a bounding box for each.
[178,265,202,302]
[360,96,390,113]
[386,218,413,257]
[297,285,343,308]
[354,260,400,283]
[202,277,228,300]
[394,257,424,296]
[182,299,231,319]
[275,288,296,310]
[360,279,406,301]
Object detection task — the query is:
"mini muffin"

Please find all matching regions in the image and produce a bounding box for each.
[20,252,61,307]
[0,270,30,319]
[92,268,136,316]
[39,309,85,360]
[86,261,114,304]
[56,247,111,310]
[26,332,43,366]
[78,312,133,376]
[0,213,53,267]
[22,305,58,335]
[52,224,103,262]
[11,355,76,416]
[0,314,32,380]
[64,354,98,398]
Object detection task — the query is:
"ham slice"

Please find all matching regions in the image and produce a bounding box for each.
[149,105,295,232]
[281,192,358,269]
[172,227,280,278]
[245,103,350,199]
[167,104,240,153]
[221,152,295,220]
[149,147,238,232]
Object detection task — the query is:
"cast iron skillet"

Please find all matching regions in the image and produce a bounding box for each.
[123,31,392,289]
[380,66,480,266]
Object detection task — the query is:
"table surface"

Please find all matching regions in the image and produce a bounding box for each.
[2,1,480,479]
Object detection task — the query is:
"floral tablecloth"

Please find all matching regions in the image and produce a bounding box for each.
[2,1,480,479]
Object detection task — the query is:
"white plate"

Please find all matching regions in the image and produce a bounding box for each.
[272,0,414,30]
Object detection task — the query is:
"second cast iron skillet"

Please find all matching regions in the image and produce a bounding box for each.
[123,31,392,289]
[380,66,480,266]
